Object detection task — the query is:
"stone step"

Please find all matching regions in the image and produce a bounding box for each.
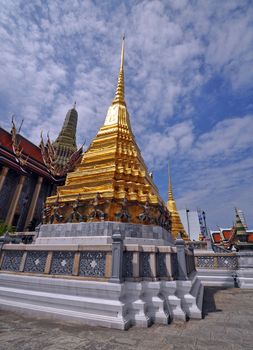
[0,286,124,313]
[0,297,130,330]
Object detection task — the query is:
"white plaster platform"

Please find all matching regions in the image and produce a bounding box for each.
[0,272,203,329]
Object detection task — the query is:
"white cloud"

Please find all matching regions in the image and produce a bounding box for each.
[141,121,194,169]
[192,115,253,160]
[176,157,253,229]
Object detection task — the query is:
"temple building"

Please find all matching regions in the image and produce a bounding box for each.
[40,104,82,177]
[0,106,81,231]
[45,38,171,231]
[210,208,253,250]
[166,165,188,239]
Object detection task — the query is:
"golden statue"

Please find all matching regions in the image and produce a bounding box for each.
[45,38,171,230]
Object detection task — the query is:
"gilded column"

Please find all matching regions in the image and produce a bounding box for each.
[0,167,9,192]
[5,175,26,226]
[24,176,43,228]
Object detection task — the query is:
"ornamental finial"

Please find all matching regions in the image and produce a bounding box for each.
[112,36,125,105]
[120,34,125,71]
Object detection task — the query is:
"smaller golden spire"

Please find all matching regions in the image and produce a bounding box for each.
[112,35,125,106]
[168,161,173,201]
[166,162,188,240]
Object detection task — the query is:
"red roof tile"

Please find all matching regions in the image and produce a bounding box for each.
[0,127,43,163]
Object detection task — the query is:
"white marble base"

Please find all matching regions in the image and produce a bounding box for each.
[237,269,253,289]
[0,272,203,329]
[197,269,235,287]
[176,272,203,319]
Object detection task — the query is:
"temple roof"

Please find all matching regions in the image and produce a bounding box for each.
[0,127,56,180]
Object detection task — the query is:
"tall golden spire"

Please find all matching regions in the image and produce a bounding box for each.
[45,38,170,231]
[167,163,188,240]
[112,35,125,106]
[103,36,130,128]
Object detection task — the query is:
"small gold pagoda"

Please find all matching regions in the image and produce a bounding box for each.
[45,38,170,230]
[166,164,188,239]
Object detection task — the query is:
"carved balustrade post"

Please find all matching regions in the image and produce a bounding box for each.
[175,233,188,280]
[110,228,124,283]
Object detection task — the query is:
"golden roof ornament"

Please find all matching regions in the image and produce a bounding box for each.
[10,116,29,167]
[45,38,171,231]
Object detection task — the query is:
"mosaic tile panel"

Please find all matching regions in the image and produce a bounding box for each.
[217,256,238,269]
[171,253,178,279]
[196,256,214,268]
[141,252,151,277]
[1,250,23,271]
[79,252,106,277]
[50,251,74,275]
[157,253,167,277]
[123,251,133,278]
[24,251,48,273]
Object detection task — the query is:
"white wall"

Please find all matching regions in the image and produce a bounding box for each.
[178,210,202,241]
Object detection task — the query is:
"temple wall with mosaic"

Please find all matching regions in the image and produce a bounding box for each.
[0,104,81,232]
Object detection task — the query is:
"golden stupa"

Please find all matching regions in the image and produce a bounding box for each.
[45,38,171,230]
[166,164,188,239]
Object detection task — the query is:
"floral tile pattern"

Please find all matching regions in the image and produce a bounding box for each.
[79,252,106,277]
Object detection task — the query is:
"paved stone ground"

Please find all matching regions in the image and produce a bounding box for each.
[0,287,252,350]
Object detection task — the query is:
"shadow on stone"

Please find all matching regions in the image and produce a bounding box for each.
[202,286,227,318]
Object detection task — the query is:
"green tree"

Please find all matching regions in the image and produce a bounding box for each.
[0,221,15,236]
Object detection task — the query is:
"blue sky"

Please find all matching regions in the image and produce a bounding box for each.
[0,0,253,229]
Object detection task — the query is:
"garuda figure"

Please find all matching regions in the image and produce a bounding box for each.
[115,198,131,222]
[49,196,65,224]
[68,195,83,222]
[89,193,105,221]
[138,201,154,224]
